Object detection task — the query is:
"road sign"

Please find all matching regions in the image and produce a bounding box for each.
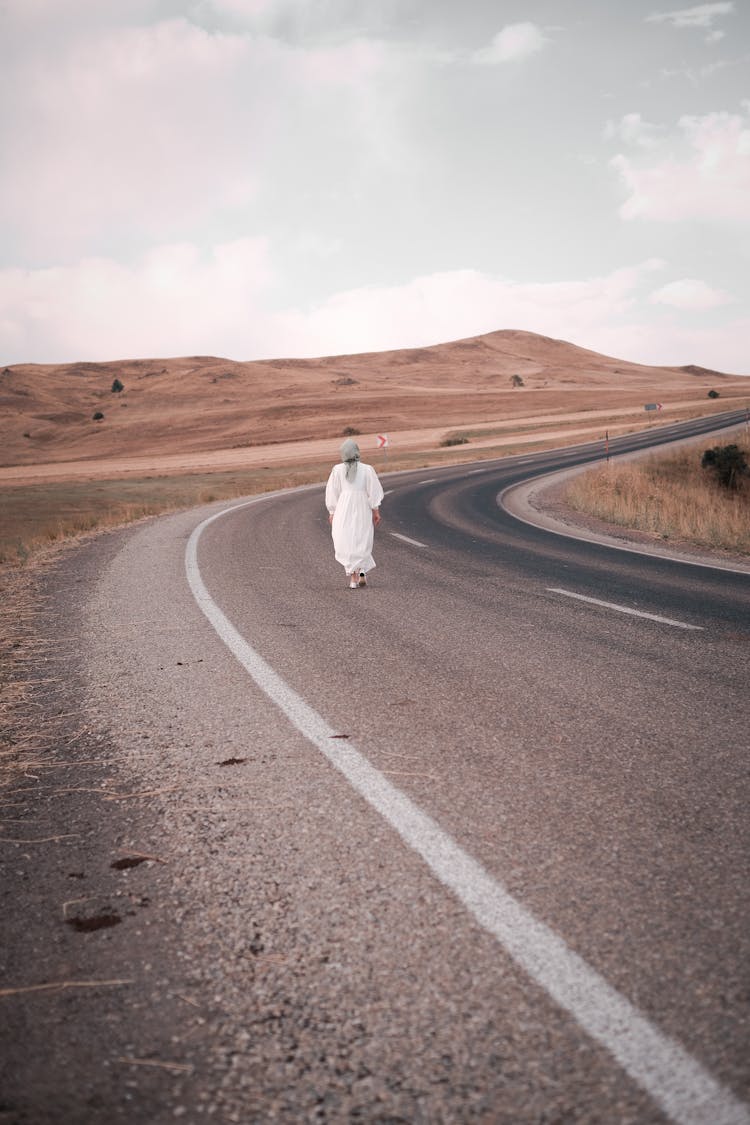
[644,403,663,411]
[376,433,389,448]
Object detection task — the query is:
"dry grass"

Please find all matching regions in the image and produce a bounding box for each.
[0,564,55,791]
[0,464,333,566]
[4,329,748,470]
[565,433,750,554]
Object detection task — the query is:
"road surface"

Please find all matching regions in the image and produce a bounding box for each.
[2,410,748,1124]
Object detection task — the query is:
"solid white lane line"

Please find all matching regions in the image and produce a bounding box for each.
[547,588,703,631]
[185,499,747,1125]
[390,531,428,548]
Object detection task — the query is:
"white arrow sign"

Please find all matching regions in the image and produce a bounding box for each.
[376,433,389,449]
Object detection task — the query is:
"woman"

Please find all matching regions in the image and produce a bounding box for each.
[325,438,384,588]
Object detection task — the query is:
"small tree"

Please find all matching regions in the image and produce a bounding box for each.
[701,443,748,490]
[111,377,124,393]
[510,374,524,388]
[707,389,720,399]
[92,411,104,421]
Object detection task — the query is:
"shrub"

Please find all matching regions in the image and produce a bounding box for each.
[510,374,524,388]
[92,411,104,421]
[707,389,720,399]
[111,377,124,393]
[341,426,360,436]
[440,435,469,447]
[701,444,748,490]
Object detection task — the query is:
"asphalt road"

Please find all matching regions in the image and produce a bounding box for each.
[3,410,748,1124]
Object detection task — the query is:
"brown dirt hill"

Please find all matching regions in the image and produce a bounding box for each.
[0,330,744,467]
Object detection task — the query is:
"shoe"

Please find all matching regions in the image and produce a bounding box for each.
[349,578,358,589]
[358,571,367,587]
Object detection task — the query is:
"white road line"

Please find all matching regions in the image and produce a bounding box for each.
[383,489,394,496]
[419,478,437,484]
[185,498,748,1125]
[548,588,703,631]
[467,468,485,475]
[390,531,428,548]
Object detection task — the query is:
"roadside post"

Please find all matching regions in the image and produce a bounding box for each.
[605,430,609,462]
[377,432,389,466]
[644,403,663,426]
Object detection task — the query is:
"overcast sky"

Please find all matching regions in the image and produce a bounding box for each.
[1,0,748,371]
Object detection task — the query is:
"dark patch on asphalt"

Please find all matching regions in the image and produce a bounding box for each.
[66,912,122,933]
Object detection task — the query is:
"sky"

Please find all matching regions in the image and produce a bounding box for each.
[1,0,749,372]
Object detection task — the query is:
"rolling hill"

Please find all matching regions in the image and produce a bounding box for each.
[0,329,743,468]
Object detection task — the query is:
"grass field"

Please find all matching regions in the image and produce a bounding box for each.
[564,432,750,555]
[0,465,328,566]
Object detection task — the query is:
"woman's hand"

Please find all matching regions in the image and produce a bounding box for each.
[373,509,381,527]
[328,513,334,525]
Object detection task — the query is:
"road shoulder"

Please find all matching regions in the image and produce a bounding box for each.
[502,459,750,576]
[0,536,206,1123]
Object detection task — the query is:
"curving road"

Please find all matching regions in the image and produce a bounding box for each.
[7,410,747,1123]
[176,408,749,1121]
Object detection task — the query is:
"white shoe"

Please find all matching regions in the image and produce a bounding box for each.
[349,578,358,589]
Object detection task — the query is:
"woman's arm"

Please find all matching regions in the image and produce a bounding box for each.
[324,465,341,517]
[366,465,385,511]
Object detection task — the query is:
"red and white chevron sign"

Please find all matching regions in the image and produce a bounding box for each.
[376,433,389,449]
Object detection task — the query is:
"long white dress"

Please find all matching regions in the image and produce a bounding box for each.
[325,461,384,574]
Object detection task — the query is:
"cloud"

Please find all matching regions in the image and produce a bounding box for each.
[0,19,257,256]
[0,238,273,362]
[650,278,732,308]
[0,17,391,261]
[205,0,273,17]
[279,260,667,357]
[645,2,733,28]
[0,251,662,363]
[472,23,548,64]
[604,113,663,148]
[611,106,750,221]
[658,57,731,82]
[3,251,747,373]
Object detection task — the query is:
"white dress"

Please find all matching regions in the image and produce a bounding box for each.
[325,461,384,574]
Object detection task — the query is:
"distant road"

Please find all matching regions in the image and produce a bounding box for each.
[15,408,746,1122]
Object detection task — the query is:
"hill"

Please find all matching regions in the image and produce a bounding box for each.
[0,329,742,469]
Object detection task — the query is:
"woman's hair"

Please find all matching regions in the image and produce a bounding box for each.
[340,438,360,481]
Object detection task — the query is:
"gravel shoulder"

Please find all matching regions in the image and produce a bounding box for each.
[0,532,213,1124]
